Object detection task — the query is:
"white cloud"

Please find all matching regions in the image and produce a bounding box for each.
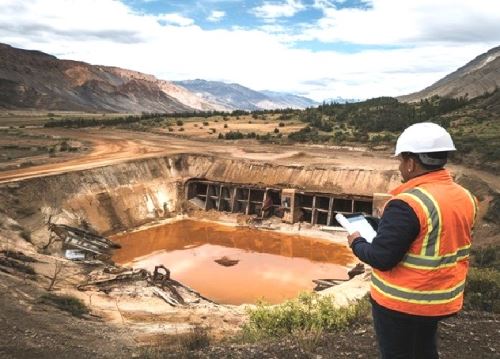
[207,10,226,22]
[301,0,500,45]
[312,0,336,11]
[0,0,498,101]
[252,0,305,19]
[156,13,194,26]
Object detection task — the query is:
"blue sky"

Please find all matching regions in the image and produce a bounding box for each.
[123,0,377,52]
[0,0,499,100]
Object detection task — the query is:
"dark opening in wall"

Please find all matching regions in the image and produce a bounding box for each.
[317,211,329,225]
[302,208,312,223]
[185,180,373,225]
[334,198,352,213]
[219,199,232,212]
[316,196,330,210]
[267,190,281,205]
[250,189,265,202]
[299,195,314,208]
[354,200,372,214]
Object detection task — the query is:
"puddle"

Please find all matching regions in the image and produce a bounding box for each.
[111,219,354,305]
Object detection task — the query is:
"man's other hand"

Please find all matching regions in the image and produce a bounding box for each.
[347,231,361,247]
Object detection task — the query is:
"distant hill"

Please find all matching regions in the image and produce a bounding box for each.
[399,46,500,102]
[0,43,225,113]
[259,90,318,109]
[174,79,317,110]
[322,96,362,104]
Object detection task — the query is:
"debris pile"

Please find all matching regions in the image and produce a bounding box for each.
[48,223,120,263]
[78,265,213,307]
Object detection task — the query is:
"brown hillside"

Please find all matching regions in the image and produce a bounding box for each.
[0,43,223,113]
[399,46,500,102]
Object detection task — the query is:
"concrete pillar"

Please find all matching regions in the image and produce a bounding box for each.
[281,189,299,223]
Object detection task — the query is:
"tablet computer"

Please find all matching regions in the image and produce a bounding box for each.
[335,213,377,243]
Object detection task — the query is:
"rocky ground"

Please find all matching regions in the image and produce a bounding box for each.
[174,310,499,359]
[1,262,497,359]
[0,272,137,359]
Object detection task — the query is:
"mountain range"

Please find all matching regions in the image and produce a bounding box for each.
[0,43,316,113]
[173,80,317,111]
[1,42,499,112]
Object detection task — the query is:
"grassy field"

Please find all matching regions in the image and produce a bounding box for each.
[0,127,87,171]
[0,110,133,127]
[152,114,305,139]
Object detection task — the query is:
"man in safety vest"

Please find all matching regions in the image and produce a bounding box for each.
[347,122,477,359]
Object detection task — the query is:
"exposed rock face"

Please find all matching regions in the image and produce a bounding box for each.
[0,43,223,113]
[399,46,500,102]
[0,153,400,236]
[174,79,318,110]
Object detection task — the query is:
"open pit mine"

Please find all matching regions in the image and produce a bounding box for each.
[0,137,496,356]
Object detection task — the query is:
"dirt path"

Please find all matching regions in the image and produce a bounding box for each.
[1,128,498,193]
[0,128,396,183]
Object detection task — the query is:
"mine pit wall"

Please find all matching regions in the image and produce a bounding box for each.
[0,153,401,240]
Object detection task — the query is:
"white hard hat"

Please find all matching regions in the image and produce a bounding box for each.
[394,122,456,156]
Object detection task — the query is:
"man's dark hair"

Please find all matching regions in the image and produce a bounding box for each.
[401,151,448,170]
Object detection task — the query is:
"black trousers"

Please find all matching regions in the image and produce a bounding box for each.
[372,301,440,359]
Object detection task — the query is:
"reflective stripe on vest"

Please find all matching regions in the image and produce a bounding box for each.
[372,271,465,304]
[397,188,470,269]
[463,188,478,226]
[402,245,471,269]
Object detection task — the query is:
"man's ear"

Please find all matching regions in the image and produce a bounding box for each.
[408,157,417,172]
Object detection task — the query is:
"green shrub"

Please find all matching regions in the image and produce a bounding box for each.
[39,293,89,317]
[241,293,369,341]
[464,267,500,313]
[471,245,499,269]
[176,120,183,126]
[225,131,244,140]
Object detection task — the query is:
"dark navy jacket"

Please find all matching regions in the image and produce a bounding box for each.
[350,200,420,271]
[350,199,456,320]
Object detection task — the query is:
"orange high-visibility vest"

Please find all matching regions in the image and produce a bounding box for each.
[371,169,477,316]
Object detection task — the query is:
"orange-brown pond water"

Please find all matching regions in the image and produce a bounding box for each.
[111,220,354,305]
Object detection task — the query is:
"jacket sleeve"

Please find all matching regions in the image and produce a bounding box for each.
[350,199,420,271]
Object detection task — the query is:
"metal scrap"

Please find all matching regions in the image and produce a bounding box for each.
[48,223,120,261]
[313,263,365,291]
[77,265,212,306]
